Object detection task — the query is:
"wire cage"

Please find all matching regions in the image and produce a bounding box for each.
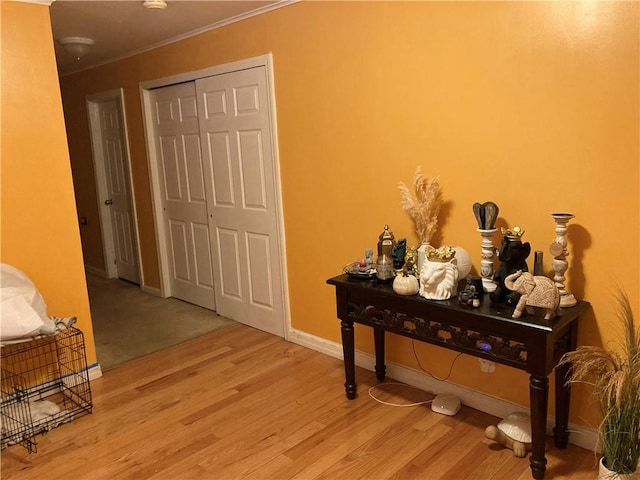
[1,325,93,453]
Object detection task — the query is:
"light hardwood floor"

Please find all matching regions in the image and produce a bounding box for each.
[1,324,598,479]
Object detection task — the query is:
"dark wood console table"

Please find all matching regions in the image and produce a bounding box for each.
[327,274,590,480]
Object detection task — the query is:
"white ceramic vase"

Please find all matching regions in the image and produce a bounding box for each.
[418,258,459,300]
[598,457,637,480]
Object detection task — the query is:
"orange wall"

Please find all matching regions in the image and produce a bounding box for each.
[60,1,639,428]
[1,2,96,366]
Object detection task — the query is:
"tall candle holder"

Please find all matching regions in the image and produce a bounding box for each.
[549,213,577,307]
[477,228,498,292]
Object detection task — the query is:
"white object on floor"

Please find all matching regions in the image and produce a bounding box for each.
[431,394,461,416]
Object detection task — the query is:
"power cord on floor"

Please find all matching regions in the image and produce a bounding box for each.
[368,340,464,408]
[368,382,434,407]
[412,338,463,381]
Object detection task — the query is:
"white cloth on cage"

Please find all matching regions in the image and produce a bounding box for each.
[0,316,77,346]
[1,264,48,341]
[0,264,77,345]
[40,316,77,335]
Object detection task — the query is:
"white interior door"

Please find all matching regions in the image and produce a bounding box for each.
[196,66,284,336]
[150,82,216,310]
[95,99,139,283]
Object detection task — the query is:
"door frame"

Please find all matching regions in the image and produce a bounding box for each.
[139,54,290,338]
[86,88,143,283]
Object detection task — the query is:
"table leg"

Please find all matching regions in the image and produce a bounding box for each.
[341,319,357,399]
[553,360,571,448]
[529,375,549,480]
[374,326,386,381]
[554,324,577,449]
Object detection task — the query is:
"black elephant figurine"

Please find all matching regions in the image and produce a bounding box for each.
[490,229,531,305]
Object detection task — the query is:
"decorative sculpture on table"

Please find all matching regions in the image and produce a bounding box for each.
[458,275,483,307]
[549,213,578,307]
[364,248,374,271]
[473,201,499,293]
[375,225,396,283]
[405,246,418,276]
[490,227,531,305]
[391,238,407,272]
[398,167,443,273]
[392,271,420,296]
[504,270,561,320]
[392,242,419,296]
[419,245,458,300]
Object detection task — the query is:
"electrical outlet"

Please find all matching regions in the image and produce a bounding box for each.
[479,358,496,373]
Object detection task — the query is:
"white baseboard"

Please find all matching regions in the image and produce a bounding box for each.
[87,363,103,381]
[84,266,161,299]
[287,327,598,452]
[84,265,107,278]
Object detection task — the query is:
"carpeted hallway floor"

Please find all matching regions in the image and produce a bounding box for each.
[87,274,235,371]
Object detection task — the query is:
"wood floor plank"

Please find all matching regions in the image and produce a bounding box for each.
[313,409,450,480]
[1,324,597,479]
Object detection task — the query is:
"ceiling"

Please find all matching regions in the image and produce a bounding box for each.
[50,0,288,76]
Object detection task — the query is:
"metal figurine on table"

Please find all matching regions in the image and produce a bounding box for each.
[375,225,396,283]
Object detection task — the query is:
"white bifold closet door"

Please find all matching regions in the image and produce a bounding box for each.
[196,67,284,337]
[150,66,284,337]
[151,82,216,310]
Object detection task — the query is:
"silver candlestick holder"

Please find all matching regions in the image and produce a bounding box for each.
[477,228,498,292]
[549,213,577,307]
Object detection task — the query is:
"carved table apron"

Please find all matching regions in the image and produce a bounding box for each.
[327,274,590,480]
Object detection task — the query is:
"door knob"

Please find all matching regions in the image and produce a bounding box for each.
[104,199,113,205]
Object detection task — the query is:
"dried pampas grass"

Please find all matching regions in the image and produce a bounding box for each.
[398,167,443,245]
[558,290,640,474]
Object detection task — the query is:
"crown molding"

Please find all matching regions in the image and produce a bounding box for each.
[61,0,298,76]
[15,0,55,5]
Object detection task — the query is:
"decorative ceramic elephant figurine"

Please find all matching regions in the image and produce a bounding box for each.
[504,270,560,320]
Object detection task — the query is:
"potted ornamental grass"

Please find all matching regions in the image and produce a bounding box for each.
[558,290,640,479]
